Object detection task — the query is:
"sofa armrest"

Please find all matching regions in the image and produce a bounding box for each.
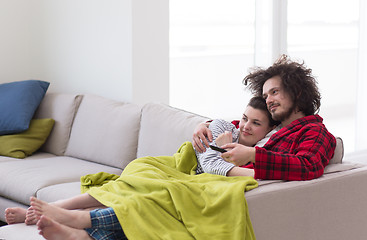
[246,165,367,240]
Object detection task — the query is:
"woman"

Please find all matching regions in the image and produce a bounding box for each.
[195,96,279,178]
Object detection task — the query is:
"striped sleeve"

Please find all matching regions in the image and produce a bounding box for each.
[195,119,239,176]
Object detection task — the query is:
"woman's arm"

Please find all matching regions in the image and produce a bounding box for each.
[226,167,254,177]
[196,119,239,176]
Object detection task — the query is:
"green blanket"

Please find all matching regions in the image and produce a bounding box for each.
[82,142,258,240]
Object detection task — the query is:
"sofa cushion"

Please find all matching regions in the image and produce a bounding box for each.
[0,118,55,158]
[329,137,344,164]
[34,93,83,156]
[65,95,141,169]
[0,224,42,240]
[36,182,90,203]
[137,102,209,158]
[0,156,123,205]
[0,153,56,165]
[0,80,49,135]
[324,162,363,174]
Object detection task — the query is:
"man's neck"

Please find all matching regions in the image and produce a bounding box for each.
[281,111,306,127]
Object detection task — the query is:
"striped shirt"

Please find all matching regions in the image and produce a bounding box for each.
[195,119,276,176]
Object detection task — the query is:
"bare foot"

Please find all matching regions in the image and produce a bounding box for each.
[37,215,92,240]
[30,197,91,229]
[25,206,39,225]
[5,207,27,224]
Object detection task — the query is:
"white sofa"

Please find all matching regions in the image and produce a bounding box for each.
[0,93,366,240]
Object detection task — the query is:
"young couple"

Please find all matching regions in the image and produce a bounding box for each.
[5,55,336,240]
[195,55,336,181]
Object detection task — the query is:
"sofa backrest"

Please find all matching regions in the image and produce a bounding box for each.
[137,102,209,158]
[36,93,344,168]
[137,103,344,165]
[34,93,83,156]
[64,94,141,169]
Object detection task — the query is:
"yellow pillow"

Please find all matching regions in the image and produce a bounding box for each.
[0,118,55,158]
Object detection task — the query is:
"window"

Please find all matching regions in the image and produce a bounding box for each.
[287,0,359,153]
[170,0,360,153]
[169,0,256,120]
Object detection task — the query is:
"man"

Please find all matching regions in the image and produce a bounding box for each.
[193,55,336,181]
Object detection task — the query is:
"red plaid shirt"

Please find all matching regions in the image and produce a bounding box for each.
[253,115,336,181]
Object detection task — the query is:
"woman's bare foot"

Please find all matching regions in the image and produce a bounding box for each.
[30,197,91,229]
[25,206,39,225]
[37,215,92,240]
[5,207,27,224]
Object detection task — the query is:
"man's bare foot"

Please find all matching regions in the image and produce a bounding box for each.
[25,206,39,225]
[37,215,92,240]
[5,207,27,224]
[30,197,91,229]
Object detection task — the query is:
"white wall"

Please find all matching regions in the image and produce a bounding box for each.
[0,1,33,81]
[132,0,169,105]
[0,0,168,105]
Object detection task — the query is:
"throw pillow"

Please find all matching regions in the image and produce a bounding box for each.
[0,80,50,135]
[0,118,55,158]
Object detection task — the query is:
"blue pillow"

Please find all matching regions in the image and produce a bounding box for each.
[0,80,50,135]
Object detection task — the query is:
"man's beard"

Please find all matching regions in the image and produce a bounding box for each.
[271,104,296,122]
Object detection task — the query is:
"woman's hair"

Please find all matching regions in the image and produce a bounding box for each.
[247,96,280,127]
[243,55,321,116]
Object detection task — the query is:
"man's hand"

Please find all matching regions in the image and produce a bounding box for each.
[220,143,256,166]
[192,122,212,153]
[215,131,232,147]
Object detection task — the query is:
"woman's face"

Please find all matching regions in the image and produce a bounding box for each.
[238,106,274,147]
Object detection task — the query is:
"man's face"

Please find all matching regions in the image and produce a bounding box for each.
[262,76,295,123]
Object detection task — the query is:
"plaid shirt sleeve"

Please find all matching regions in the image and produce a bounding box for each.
[253,115,336,181]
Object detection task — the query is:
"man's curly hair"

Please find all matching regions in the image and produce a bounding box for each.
[243,55,321,116]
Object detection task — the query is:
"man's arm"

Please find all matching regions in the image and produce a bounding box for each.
[192,122,212,152]
[220,143,256,166]
[193,120,241,153]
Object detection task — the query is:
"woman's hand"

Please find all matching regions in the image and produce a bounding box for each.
[215,131,232,147]
[220,143,256,166]
[192,122,212,153]
[227,167,254,177]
